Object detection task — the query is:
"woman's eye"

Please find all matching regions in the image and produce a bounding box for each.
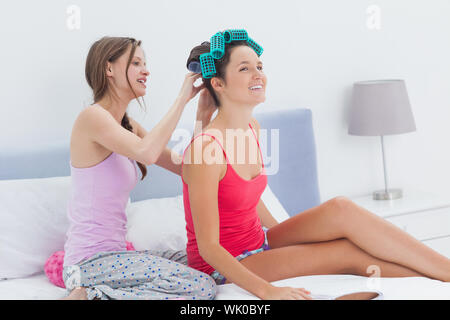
[133,61,139,66]
[240,66,263,71]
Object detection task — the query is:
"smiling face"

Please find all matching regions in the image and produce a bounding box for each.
[106,45,149,100]
[212,45,267,107]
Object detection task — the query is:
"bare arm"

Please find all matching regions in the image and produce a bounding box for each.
[82,73,203,166]
[128,115,181,174]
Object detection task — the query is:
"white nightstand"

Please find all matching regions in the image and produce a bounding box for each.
[350,189,450,259]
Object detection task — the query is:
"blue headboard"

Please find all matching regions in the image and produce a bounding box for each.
[0,108,321,216]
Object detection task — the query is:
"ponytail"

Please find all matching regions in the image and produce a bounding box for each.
[121,112,147,180]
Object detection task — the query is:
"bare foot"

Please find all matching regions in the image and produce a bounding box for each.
[61,287,88,300]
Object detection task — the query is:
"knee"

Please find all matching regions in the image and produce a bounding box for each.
[202,275,218,299]
[330,196,352,207]
[193,271,218,299]
[325,196,354,216]
[322,196,358,233]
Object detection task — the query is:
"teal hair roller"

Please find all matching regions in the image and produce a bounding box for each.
[246,37,264,56]
[199,53,216,78]
[223,29,248,43]
[193,29,263,78]
[210,32,225,59]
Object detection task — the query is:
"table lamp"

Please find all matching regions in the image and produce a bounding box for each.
[348,79,416,200]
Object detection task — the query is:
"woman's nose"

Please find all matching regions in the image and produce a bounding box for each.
[253,71,263,79]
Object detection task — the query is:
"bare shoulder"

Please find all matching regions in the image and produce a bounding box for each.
[70,106,113,166]
[72,105,118,141]
[81,104,110,118]
[182,133,226,182]
[183,134,220,165]
[75,105,114,130]
[71,105,106,139]
[77,106,139,136]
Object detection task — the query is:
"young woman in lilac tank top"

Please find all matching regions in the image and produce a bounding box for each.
[61,37,217,300]
[181,32,450,300]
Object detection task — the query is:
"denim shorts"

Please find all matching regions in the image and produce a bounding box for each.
[210,227,270,285]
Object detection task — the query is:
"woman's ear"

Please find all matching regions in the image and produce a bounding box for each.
[106,62,113,77]
[210,77,224,92]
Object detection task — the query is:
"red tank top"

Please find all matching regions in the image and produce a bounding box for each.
[181,123,268,275]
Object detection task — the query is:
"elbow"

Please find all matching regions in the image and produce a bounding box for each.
[145,155,157,166]
[142,155,155,167]
[197,241,219,262]
[139,148,157,166]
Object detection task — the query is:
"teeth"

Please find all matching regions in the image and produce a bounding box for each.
[138,80,144,83]
[249,85,262,90]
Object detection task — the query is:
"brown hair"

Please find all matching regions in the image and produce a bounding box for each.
[85,36,147,180]
[186,40,249,107]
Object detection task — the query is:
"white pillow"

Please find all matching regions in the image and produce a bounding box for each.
[125,185,290,252]
[260,185,290,223]
[0,176,71,280]
[126,195,187,251]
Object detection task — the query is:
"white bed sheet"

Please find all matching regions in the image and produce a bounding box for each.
[0,273,449,300]
[216,275,450,300]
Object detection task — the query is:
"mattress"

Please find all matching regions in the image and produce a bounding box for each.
[1,273,448,300]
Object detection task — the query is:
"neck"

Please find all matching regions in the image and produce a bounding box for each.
[213,102,254,130]
[95,94,132,124]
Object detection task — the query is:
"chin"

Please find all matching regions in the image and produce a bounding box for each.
[248,92,266,104]
[253,96,266,105]
[133,88,146,98]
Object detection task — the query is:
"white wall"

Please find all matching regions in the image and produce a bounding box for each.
[1,0,450,202]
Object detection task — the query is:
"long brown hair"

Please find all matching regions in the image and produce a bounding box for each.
[85,36,147,180]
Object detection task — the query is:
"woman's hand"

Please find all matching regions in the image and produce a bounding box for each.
[196,88,216,130]
[177,72,205,106]
[261,285,313,300]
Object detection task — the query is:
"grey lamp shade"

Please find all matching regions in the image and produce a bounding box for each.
[348,80,416,136]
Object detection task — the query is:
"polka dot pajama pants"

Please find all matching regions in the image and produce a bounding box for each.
[62,249,217,300]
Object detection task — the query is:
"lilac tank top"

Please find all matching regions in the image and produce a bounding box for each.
[63,152,138,267]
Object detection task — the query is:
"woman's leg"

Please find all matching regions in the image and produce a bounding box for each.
[267,196,450,282]
[62,250,216,300]
[236,238,423,284]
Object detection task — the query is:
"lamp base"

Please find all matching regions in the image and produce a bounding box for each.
[373,188,403,200]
